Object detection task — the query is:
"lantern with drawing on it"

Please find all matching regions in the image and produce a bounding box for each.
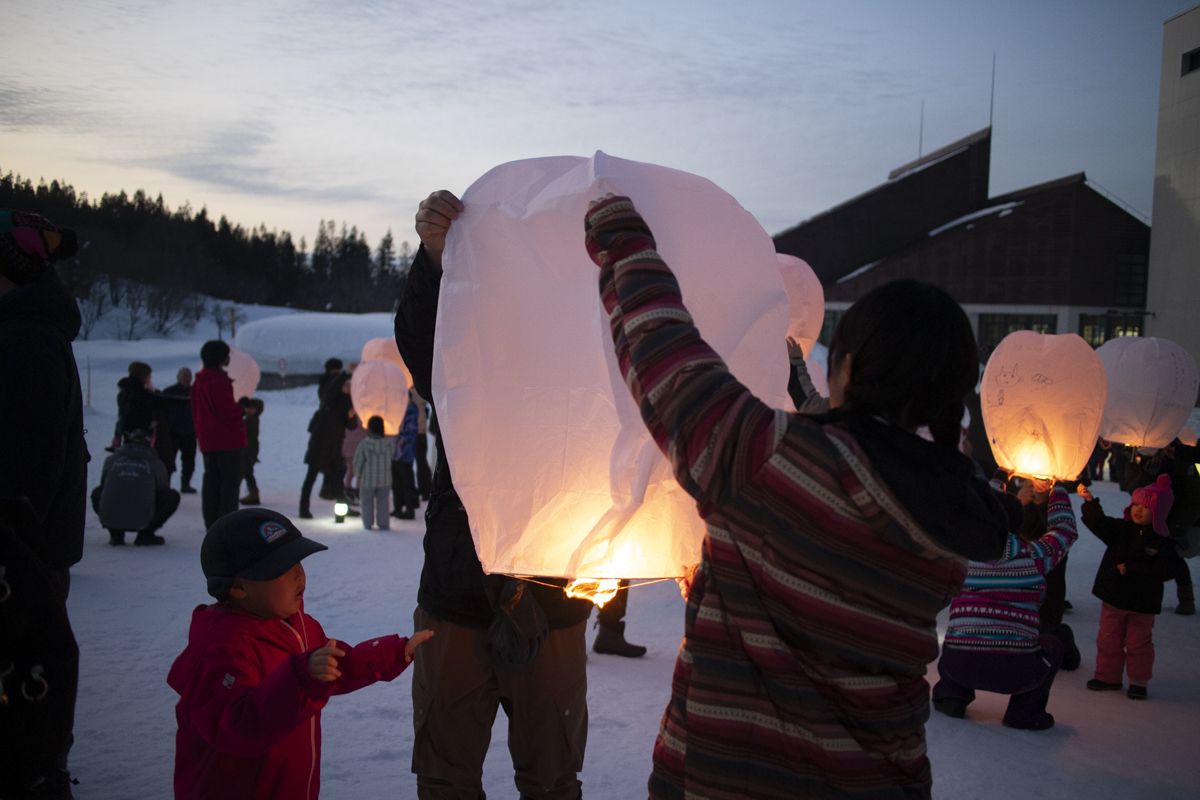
[349,358,412,436]
[1095,336,1199,451]
[434,152,791,606]
[980,331,1107,480]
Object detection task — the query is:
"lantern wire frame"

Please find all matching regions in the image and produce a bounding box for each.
[516,576,678,608]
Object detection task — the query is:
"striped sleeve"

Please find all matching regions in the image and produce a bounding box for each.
[1026,486,1077,574]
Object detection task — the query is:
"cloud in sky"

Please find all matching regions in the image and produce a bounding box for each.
[1,0,1188,245]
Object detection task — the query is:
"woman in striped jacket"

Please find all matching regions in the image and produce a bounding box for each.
[583,196,1010,799]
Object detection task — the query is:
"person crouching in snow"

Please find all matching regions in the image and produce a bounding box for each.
[1078,476,1182,699]
[932,479,1078,730]
[167,508,433,799]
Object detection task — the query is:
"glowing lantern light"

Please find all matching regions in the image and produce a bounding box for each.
[435,152,790,603]
[361,337,414,388]
[981,331,1107,480]
[776,254,824,358]
[226,345,260,401]
[1095,337,1199,450]
[350,360,410,436]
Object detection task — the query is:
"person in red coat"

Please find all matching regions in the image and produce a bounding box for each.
[168,508,433,799]
[192,340,248,528]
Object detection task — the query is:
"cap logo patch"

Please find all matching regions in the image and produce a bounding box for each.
[260,521,288,544]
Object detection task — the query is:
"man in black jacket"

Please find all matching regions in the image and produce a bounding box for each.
[395,190,592,800]
[0,210,86,798]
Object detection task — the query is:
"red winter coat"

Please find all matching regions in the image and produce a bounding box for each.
[191,368,247,454]
[167,604,412,800]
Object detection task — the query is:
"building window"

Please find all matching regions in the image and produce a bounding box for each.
[1078,313,1144,347]
[977,313,1058,357]
[1183,46,1200,77]
[819,310,844,348]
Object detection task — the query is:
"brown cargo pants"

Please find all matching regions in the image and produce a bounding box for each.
[411,607,588,799]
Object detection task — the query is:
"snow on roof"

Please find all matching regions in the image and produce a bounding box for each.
[928,201,1023,238]
[836,259,882,284]
[234,312,395,374]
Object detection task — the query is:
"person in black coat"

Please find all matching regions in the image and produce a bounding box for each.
[0,209,85,797]
[298,373,356,518]
[161,368,197,493]
[395,190,592,799]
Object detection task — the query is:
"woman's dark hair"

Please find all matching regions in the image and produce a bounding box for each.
[324,357,344,373]
[127,361,152,382]
[829,279,977,448]
[200,340,231,368]
[367,415,385,436]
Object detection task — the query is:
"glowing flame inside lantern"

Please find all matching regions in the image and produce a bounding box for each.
[564,578,621,608]
[1011,439,1055,481]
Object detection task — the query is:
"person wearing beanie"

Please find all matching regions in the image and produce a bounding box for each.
[167,508,433,800]
[192,340,247,528]
[0,210,86,797]
[1078,477,1184,699]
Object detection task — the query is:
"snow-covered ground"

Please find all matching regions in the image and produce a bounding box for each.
[65,325,1200,799]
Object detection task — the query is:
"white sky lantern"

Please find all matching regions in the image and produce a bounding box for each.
[361,336,413,389]
[350,360,410,436]
[981,331,1107,480]
[775,253,824,357]
[435,151,790,604]
[1096,337,1199,450]
[226,345,260,401]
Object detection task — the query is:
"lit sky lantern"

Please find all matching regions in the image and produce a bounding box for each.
[350,360,410,436]
[1095,336,1199,450]
[435,151,790,605]
[226,345,260,401]
[361,336,413,390]
[775,253,824,357]
[981,331,1107,480]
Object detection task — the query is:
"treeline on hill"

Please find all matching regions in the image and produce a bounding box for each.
[1,169,414,339]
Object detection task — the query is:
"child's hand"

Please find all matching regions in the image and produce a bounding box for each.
[1077,484,1095,502]
[1117,563,1127,576]
[308,639,345,682]
[1017,482,1035,506]
[404,630,435,662]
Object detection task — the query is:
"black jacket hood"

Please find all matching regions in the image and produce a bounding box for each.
[0,269,81,342]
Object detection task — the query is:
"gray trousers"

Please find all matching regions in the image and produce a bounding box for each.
[360,485,390,529]
[411,608,587,799]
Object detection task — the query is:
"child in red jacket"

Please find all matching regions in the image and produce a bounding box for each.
[167,508,432,799]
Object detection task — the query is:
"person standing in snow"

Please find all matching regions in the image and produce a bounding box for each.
[390,397,420,521]
[192,340,246,529]
[168,508,433,800]
[582,195,1009,799]
[162,367,197,494]
[238,396,264,506]
[299,372,357,519]
[1078,478,1183,699]
[0,209,86,798]
[396,190,593,800]
[353,415,394,530]
[933,479,1078,730]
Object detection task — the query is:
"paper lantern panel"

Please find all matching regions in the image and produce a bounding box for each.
[350,360,409,436]
[775,253,825,357]
[981,331,1106,480]
[1096,336,1199,449]
[435,151,790,582]
[227,345,260,401]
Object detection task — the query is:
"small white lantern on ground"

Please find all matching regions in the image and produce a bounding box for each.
[981,331,1107,480]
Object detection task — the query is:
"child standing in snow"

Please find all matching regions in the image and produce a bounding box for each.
[352,415,393,530]
[168,508,432,799]
[238,396,264,506]
[1078,476,1181,699]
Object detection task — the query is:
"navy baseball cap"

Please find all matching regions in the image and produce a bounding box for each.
[201,508,327,599]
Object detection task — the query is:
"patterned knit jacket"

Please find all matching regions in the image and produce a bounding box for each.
[943,486,1077,654]
[584,198,1009,800]
[353,434,393,490]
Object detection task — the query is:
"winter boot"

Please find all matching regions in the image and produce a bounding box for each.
[395,506,416,520]
[593,621,647,658]
[180,477,196,494]
[239,492,260,506]
[298,506,313,520]
[134,531,165,546]
[108,530,126,546]
[1175,583,1195,616]
[1127,684,1148,700]
[1002,712,1055,731]
[1086,678,1122,691]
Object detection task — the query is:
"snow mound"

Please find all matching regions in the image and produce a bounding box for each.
[235,312,395,375]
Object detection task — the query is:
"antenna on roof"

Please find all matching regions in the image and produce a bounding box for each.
[919,98,925,158]
[989,52,997,128]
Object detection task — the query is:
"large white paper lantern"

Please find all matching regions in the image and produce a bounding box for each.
[435,152,790,593]
[981,331,1106,480]
[361,336,413,389]
[350,360,409,436]
[1095,337,1199,450]
[776,253,824,358]
[226,345,260,401]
